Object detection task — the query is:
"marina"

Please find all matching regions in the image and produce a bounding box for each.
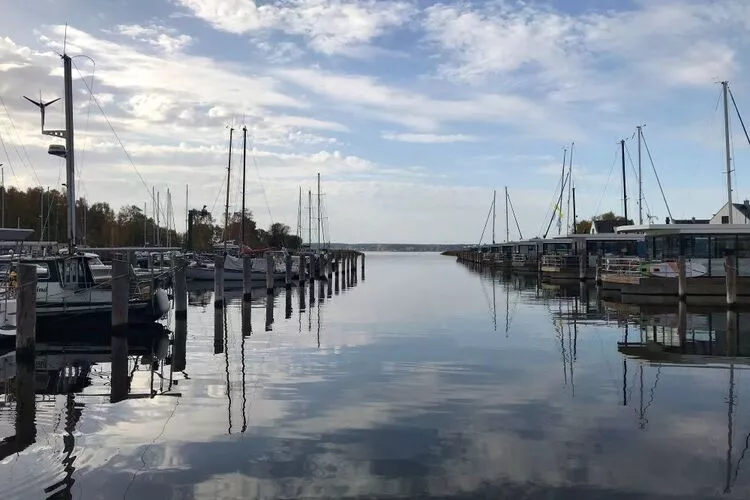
[3,253,750,498]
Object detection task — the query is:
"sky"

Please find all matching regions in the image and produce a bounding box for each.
[1,0,750,244]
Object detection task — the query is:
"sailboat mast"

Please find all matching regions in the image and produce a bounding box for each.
[557,147,567,235]
[317,173,321,250]
[156,191,160,246]
[637,125,643,225]
[241,126,247,247]
[223,127,234,253]
[1,166,4,228]
[308,190,312,249]
[572,186,577,234]
[63,54,76,253]
[723,81,734,224]
[296,187,302,242]
[492,190,496,244]
[568,142,574,235]
[621,139,628,222]
[505,187,510,242]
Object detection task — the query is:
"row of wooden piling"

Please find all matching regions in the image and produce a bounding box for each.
[212,251,364,309]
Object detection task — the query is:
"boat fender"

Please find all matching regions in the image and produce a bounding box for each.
[154,288,171,316]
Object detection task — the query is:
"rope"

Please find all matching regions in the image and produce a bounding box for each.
[594,147,619,216]
[640,131,673,220]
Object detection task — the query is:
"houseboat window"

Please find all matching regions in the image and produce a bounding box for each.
[738,235,750,258]
[712,235,737,257]
[685,236,710,259]
[653,237,664,260]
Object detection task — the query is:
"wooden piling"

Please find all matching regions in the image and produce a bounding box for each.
[285,288,292,319]
[677,299,687,345]
[726,252,737,308]
[361,253,365,281]
[578,252,586,281]
[595,254,603,284]
[677,255,687,301]
[334,258,340,294]
[242,256,253,302]
[265,253,274,294]
[265,293,274,331]
[173,318,187,372]
[174,256,187,320]
[112,258,130,333]
[285,253,293,288]
[110,333,129,403]
[318,278,325,303]
[300,255,308,284]
[214,254,224,308]
[328,255,333,281]
[15,263,37,444]
[352,254,358,284]
[299,279,307,311]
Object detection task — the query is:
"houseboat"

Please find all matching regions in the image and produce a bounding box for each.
[601,224,750,305]
[540,234,644,281]
[511,239,543,272]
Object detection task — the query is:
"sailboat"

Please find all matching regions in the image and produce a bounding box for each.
[0,51,170,338]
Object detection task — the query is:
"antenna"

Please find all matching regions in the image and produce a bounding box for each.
[63,23,68,55]
[23,95,62,136]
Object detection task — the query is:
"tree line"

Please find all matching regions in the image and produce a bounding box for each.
[1,187,302,250]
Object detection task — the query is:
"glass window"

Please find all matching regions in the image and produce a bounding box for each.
[712,235,737,257]
[690,236,710,258]
[722,216,730,224]
[738,235,750,258]
[59,258,88,287]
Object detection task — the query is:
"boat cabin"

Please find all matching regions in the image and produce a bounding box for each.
[616,224,750,277]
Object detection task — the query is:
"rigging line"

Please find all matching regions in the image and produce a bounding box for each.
[72,60,96,200]
[0,127,19,180]
[0,96,41,186]
[248,137,274,224]
[507,190,524,240]
[594,147,619,216]
[71,60,168,223]
[538,166,565,238]
[640,131,673,220]
[478,196,494,246]
[624,143,653,219]
[728,88,750,149]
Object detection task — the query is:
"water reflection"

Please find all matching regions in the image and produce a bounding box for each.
[7,255,750,498]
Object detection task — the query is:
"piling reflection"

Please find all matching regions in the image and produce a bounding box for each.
[173,319,187,372]
[265,292,275,332]
[110,334,129,403]
[285,289,292,319]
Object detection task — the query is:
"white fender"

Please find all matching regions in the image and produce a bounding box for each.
[154,288,171,316]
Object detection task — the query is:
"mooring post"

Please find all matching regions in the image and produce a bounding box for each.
[352,254,358,284]
[15,263,37,446]
[342,255,348,289]
[265,293,274,331]
[578,252,586,281]
[112,257,130,332]
[174,256,187,320]
[677,255,687,301]
[242,256,253,302]
[327,255,333,281]
[361,253,365,281]
[110,332,129,403]
[318,278,325,303]
[595,254,603,285]
[285,253,293,288]
[726,251,737,308]
[148,252,155,282]
[677,299,687,346]
[300,279,307,311]
[285,288,292,319]
[214,254,224,308]
[310,271,316,302]
[299,255,307,284]
[242,301,252,337]
[173,317,187,372]
[266,253,274,295]
[334,257,340,293]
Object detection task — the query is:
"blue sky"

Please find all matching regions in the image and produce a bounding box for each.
[1,0,750,243]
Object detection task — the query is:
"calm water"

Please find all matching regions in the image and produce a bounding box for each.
[2,252,750,499]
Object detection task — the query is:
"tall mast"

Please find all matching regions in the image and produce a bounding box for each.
[317,173,321,250]
[621,139,628,222]
[241,126,247,247]
[167,188,172,247]
[308,190,312,249]
[568,142,574,235]
[492,189,496,245]
[572,186,577,234]
[152,186,156,245]
[505,187,509,242]
[185,184,189,247]
[156,190,160,246]
[637,125,643,225]
[144,202,147,246]
[723,81,734,224]
[296,187,302,242]
[1,166,4,227]
[223,127,234,253]
[63,54,76,253]
[557,147,567,235]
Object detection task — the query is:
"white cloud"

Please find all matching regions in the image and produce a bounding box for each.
[173,0,414,55]
[382,132,480,144]
[422,0,745,100]
[116,24,193,53]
